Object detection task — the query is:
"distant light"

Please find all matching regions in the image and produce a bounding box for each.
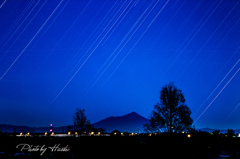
[20,132,22,136]
[121,132,123,136]
[50,124,52,126]
[45,132,47,135]
[75,132,78,135]
[50,129,52,132]
[187,134,191,138]
[68,132,71,135]
[91,131,94,135]
[51,132,54,135]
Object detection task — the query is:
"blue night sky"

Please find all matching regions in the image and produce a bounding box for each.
[0,0,240,129]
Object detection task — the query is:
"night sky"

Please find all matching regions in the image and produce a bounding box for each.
[0,0,240,129]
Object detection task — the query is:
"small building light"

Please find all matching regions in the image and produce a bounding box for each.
[91,131,94,135]
[51,132,54,135]
[68,132,71,135]
[45,132,47,135]
[20,132,22,136]
[75,132,78,135]
[121,132,123,136]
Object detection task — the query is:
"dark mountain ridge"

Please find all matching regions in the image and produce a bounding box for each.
[1,112,239,134]
[0,124,67,133]
[0,112,149,133]
[92,112,149,133]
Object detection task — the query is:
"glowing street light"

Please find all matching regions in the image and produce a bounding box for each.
[50,124,53,133]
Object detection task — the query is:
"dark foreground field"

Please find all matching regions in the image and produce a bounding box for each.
[1,133,240,159]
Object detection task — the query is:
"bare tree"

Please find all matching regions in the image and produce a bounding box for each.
[73,108,92,133]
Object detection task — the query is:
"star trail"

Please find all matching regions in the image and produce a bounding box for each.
[0,0,239,129]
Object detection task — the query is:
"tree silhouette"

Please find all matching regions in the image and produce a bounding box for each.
[144,82,193,133]
[111,130,122,136]
[73,108,92,133]
[212,130,220,135]
[227,129,235,137]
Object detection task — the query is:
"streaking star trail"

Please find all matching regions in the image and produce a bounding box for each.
[0,0,64,80]
[0,0,239,128]
[194,58,240,116]
[194,67,240,124]
[0,0,6,9]
[225,102,240,121]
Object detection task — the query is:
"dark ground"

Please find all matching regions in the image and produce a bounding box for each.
[1,132,240,159]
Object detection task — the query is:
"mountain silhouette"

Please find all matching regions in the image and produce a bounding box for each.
[1,115,239,134]
[0,112,149,133]
[92,112,149,133]
[0,124,67,133]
